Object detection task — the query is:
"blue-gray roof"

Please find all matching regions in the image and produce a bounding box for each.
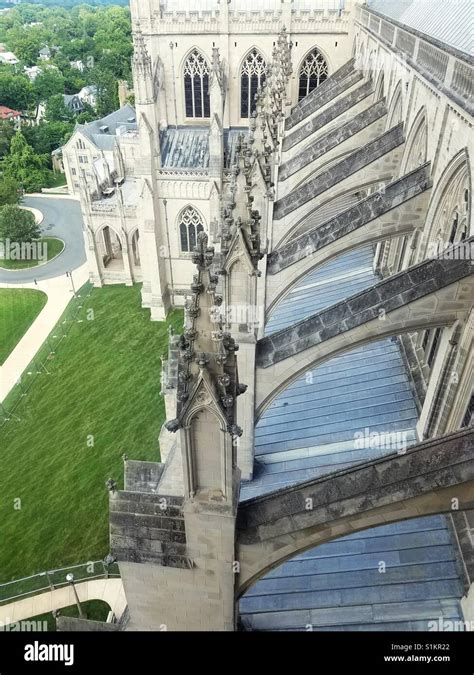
[77,104,137,151]
[368,0,473,55]
[239,246,464,631]
[160,127,248,169]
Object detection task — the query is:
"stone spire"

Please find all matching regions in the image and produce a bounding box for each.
[221,136,263,271]
[210,46,225,91]
[165,232,246,501]
[133,22,152,75]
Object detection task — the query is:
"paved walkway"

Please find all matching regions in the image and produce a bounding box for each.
[0,196,86,284]
[0,264,89,403]
[0,194,89,404]
[0,578,126,625]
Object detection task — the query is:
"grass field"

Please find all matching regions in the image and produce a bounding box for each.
[0,285,183,583]
[46,173,68,189]
[0,289,47,365]
[0,237,64,270]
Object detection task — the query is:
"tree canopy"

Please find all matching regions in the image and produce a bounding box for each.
[0,204,41,243]
[2,132,49,193]
[0,3,134,191]
[0,177,21,208]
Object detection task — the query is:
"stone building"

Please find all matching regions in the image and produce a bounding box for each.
[64,0,474,631]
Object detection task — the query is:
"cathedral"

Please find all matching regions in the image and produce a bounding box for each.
[63,0,473,631]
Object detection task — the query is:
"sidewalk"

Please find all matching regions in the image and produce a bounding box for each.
[0,263,89,404]
[0,578,125,625]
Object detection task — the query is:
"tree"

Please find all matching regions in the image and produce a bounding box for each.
[44,94,74,123]
[0,177,21,207]
[33,67,65,103]
[89,66,119,117]
[5,26,45,66]
[0,205,41,243]
[0,120,16,158]
[76,103,96,124]
[0,72,35,111]
[22,120,73,157]
[62,67,87,96]
[2,132,49,193]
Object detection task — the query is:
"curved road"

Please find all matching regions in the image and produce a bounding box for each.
[0,196,86,284]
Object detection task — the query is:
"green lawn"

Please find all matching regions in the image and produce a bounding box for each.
[0,237,64,270]
[0,289,47,365]
[0,285,183,583]
[46,173,68,189]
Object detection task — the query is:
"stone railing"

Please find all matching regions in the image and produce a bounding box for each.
[90,200,137,217]
[229,9,282,33]
[153,8,219,31]
[140,6,349,34]
[291,8,350,33]
[91,202,116,214]
[157,168,210,180]
[356,5,473,114]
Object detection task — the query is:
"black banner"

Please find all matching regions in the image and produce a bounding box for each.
[0,631,471,674]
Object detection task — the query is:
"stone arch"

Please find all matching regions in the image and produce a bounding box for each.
[188,406,226,496]
[417,149,471,263]
[388,109,430,272]
[401,107,428,174]
[236,427,474,594]
[182,48,211,119]
[296,46,330,101]
[356,40,366,71]
[367,48,377,81]
[239,47,268,118]
[387,81,402,128]
[96,223,125,270]
[256,294,467,419]
[352,33,359,59]
[374,69,385,101]
[226,256,251,328]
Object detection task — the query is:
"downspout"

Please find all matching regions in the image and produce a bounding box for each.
[169,42,178,128]
[163,198,174,307]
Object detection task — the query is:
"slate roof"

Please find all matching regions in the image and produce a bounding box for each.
[239,246,465,631]
[76,104,137,151]
[160,127,248,169]
[368,0,473,55]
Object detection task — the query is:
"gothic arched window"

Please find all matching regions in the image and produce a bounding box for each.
[298,48,329,101]
[184,50,210,119]
[179,206,204,253]
[431,164,470,252]
[241,48,267,118]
